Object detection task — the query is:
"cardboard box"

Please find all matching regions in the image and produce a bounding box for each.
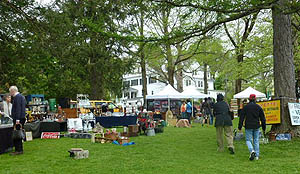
[128,125,139,133]
[68,148,89,159]
[74,150,89,159]
[117,137,130,145]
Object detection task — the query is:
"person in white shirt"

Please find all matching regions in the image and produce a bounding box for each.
[0,94,12,124]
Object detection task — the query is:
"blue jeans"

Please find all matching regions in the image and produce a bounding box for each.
[245,129,260,157]
[209,115,214,125]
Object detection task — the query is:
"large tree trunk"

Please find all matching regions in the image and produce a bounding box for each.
[204,63,208,94]
[141,51,147,107]
[271,0,300,137]
[167,50,175,87]
[162,6,175,87]
[175,64,184,92]
[139,8,147,108]
[235,55,243,93]
[175,43,184,92]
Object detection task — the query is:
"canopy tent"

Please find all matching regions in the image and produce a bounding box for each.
[146,84,182,113]
[180,86,209,99]
[233,87,266,99]
[146,84,181,99]
[179,86,209,117]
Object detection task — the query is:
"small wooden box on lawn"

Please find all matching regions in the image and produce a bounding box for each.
[117,137,130,145]
[68,148,89,159]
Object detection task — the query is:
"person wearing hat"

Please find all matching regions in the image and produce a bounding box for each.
[213,94,234,154]
[238,94,266,161]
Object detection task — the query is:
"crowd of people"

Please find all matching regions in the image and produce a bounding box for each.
[180,97,214,126]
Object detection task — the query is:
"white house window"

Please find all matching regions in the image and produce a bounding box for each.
[208,72,210,78]
[139,79,143,85]
[200,81,203,88]
[124,92,129,98]
[149,77,157,84]
[123,81,130,88]
[131,92,137,99]
[198,81,201,87]
[131,79,138,86]
[186,80,191,86]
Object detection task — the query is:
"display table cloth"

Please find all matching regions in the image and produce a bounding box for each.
[0,125,13,154]
[24,121,67,138]
[95,116,137,128]
[40,121,67,132]
[24,122,41,138]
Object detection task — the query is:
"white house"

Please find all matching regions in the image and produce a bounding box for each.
[117,63,225,108]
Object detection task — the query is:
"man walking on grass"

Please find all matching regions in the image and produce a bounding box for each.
[238,94,266,161]
[214,94,234,154]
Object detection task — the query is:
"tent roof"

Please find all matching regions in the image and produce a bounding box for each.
[146,84,181,99]
[180,86,209,99]
[233,87,266,99]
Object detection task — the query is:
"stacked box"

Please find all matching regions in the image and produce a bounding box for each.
[74,150,89,159]
[68,148,89,159]
[128,125,139,137]
[230,99,239,117]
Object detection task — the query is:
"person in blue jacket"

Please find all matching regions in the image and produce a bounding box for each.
[186,99,192,124]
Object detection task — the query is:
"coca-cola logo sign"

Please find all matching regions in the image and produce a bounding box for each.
[41,132,60,139]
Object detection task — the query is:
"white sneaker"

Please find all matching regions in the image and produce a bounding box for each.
[255,157,259,160]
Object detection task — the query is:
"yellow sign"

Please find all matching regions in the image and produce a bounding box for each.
[257,100,281,124]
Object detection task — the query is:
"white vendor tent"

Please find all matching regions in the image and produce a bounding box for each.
[146,84,182,111]
[180,86,209,99]
[146,84,181,99]
[179,86,209,117]
[233,87,266,99]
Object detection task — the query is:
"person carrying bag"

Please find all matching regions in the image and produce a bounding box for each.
[12,123,25,141]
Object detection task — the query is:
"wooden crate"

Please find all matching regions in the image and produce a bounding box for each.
[128,125,139,133]
[117,138,130,145]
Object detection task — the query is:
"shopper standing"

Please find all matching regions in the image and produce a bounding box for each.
[238,94,266,161]
[214,94,234,154]
[10,86,26,155]
[201,98,211,125]
[180,101,186,119]
[186,99,192,123]
[208,97,214,125]
[0,94,12,124]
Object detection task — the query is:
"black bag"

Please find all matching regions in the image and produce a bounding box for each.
[12,125,25,140]
[228,111,234,120]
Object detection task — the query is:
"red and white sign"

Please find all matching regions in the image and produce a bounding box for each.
[41,132,60,139]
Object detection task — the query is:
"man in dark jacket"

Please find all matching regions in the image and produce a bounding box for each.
[238,94,266,161]
[9,86,26,155]
[214,94,234,154]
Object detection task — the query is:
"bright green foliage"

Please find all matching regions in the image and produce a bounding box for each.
[0,0,134,99]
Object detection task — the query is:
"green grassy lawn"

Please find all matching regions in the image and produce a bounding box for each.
[1,119,300,174]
